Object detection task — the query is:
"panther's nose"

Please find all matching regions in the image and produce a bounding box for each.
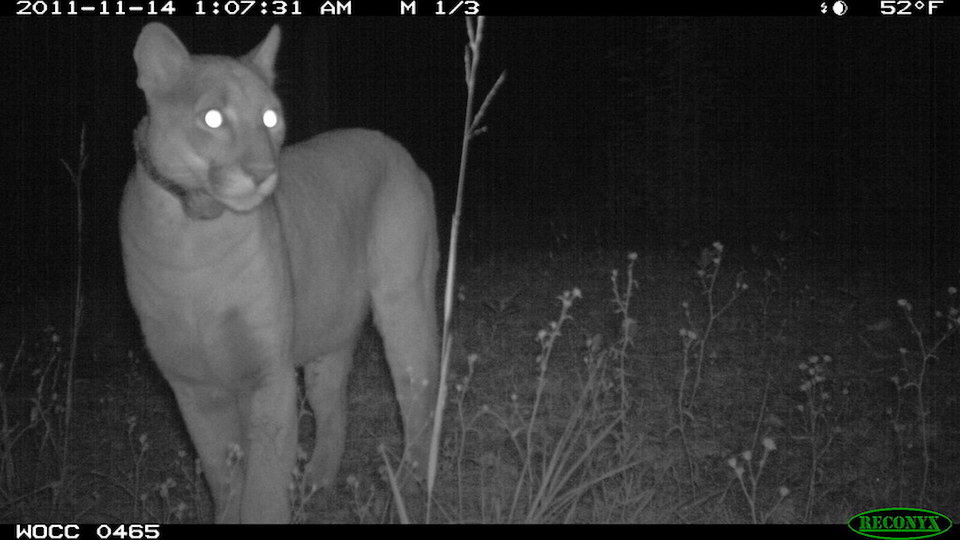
[246,164,277,186]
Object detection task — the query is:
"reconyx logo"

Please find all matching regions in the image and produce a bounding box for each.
[848,508,953,539]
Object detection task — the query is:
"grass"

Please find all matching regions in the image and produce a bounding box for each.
[5,239,959,523]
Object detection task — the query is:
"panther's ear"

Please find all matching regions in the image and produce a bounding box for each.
[134,23,190,95]
[245,25,281,86]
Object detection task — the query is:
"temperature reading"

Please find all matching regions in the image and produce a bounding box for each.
[880,0,944,15]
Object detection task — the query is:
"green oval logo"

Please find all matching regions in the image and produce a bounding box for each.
[848,508,953,540]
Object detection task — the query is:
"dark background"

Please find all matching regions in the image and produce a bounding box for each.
[3,16,960,324]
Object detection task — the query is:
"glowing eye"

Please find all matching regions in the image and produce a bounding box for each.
[263,109,279,129]
[203,109,223,129]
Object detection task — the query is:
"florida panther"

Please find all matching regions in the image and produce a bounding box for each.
[120,23,439,522]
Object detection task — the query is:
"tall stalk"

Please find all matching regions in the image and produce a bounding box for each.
[427,16,505,521]
[58,126,87,513]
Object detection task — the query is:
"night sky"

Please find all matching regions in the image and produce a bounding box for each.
[3,15,960,318]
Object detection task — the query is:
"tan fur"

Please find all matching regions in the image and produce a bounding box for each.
[120,23,439,523]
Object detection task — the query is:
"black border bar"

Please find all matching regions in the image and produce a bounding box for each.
[9,0,960,17]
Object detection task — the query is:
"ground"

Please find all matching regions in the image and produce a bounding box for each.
[2,239,958,523]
